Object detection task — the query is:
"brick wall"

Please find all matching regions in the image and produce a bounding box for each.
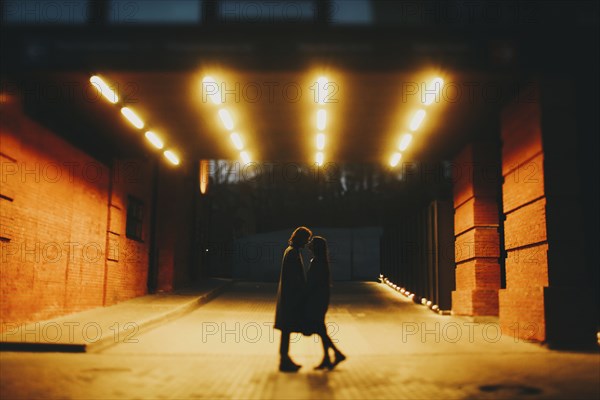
[451,142,501,316]
[1,96,109,326]
[0,95,180,328]
[498,80,596,347]
[103,159,154,305]
[498,87,548,342]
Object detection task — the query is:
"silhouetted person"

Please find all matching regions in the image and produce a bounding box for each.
[305,236,346,370]
[274,226,312,372]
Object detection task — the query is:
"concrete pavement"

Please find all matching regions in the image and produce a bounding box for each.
[1,281,599,399]
[0,278,232,352]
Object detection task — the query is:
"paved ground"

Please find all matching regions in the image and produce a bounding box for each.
[1,282,599,399]
[1,278,232,352]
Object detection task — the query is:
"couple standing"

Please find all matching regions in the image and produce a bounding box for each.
[274,226,346,372]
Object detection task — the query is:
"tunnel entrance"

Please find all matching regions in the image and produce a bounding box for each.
[194,160,455,286]
[1,0,597,350]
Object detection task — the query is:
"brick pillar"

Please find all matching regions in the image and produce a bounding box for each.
[499,81,596,347]
[498,85,547,341]
[451,142,501,316]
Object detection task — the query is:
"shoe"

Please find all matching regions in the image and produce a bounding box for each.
[313,356,333,370]
[279,357,301,373]
[330,352,346,369]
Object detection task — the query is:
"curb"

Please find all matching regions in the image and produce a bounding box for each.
[88,279,234,352]
[1,279,234,353]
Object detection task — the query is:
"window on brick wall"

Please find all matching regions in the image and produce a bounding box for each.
[126,196,144,241]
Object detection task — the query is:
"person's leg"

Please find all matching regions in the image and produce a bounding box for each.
[314,326,333,369]
[319,331,329,354]
[279,330,301,372]
[318,330,332,352]
[318,325,346,369]
[317,324,339,353]
[279,330,290,357]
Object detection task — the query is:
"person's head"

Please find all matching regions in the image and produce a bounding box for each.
[308,236,328,260]
[288,226,312,248]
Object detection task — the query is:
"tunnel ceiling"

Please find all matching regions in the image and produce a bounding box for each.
[4,17,596,165]
[12,68,508,165]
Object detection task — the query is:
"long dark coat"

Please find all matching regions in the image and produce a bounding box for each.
[274,246,306,332]
[304,257,331,333]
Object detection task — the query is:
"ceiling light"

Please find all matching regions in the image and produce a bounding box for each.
[398,133,412,151]
[315,151,324,166]
[199,160,209,194]
[145,131,164,149]
[423,77,444,106]
[390,152,402,167]
[230,132,244,150]
[164,150,180,165]
[317,76,328,104]
[240,151,251,164]
[120,107,144,129]
[218,109,234,131]
[316,133,325,150]
[409,109,426,131]
[317,109,327,131]
[202,76,221,105]
[90,75,119,104]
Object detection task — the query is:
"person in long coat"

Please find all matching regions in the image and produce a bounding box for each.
[274,226,312,372]
[304,236,346,370]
